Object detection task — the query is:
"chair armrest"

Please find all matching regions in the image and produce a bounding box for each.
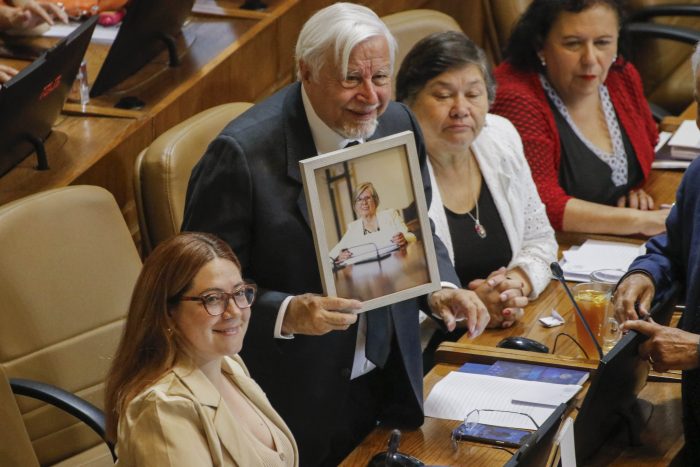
[625,22,700,45]
[629,4,700,22]
[10,378,116,462]
[648,101,671,123]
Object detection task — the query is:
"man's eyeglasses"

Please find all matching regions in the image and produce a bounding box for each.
[180,283,257,316]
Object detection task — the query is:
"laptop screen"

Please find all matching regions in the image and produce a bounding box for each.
[0,16,98,177]
[89,0,195,98]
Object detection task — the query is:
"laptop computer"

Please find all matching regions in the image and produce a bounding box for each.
[0,16,98,177]
[89,0,195,98]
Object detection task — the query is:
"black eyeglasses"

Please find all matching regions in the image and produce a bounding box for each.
[180,283,257,316]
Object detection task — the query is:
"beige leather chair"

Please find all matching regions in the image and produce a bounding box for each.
[0,366,39,467]
[382,9,462,92]
[135,102,253,254]
[0,186,142,466]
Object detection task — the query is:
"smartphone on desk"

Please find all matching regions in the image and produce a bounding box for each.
[452,423,532,448]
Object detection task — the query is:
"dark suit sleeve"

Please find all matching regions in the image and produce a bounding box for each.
[629,163,692,294]
[182,135,287,337]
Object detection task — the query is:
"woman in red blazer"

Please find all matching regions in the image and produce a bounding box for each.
[492,0,669,235]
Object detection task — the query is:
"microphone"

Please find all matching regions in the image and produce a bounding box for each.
[550,262,603,359]
[367,429,425,467]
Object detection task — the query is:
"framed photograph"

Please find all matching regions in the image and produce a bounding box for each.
[300,131,441,312]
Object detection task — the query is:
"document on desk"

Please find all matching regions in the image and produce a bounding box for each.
[559,239,645,282]
[43,22,120,43]
[424,372,581,429]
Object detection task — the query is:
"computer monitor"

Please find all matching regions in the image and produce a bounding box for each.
[573,282,680,463]
[89,0,195,98]
[0,16,98,178]
[504,403,568,467]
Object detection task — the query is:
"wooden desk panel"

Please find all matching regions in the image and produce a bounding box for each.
[344,165,686,464]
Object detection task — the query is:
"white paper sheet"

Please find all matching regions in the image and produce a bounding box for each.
[42,22,119,43]
[424,372,582,429]
[559,239,645,282]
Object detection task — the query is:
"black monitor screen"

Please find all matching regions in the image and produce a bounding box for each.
[573,283,680,462]
[0,16,97,177]
[90,0,195,97]
[504,403,568,467]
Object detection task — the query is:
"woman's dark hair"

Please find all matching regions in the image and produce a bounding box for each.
[505,0,626,72]
[396,30,495,106]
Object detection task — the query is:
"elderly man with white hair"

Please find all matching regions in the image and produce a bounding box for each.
[183,3,489,465]
[613,43,700,464]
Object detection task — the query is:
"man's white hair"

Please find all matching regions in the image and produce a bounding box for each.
[693,42,700,78]
[295,2,397,81]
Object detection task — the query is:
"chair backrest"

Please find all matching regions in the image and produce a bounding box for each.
[135,102,253,254]
[382,9,462,92]
[0,186,141,465]
[625,0,698,115]
[485,0,532,62]
[0,366,39,467]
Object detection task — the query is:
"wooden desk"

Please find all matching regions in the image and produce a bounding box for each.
[344,277,685,465]
[0,0,489,251]
[342,354,682,466]
[334,241,429,302]
[343,166,686,464]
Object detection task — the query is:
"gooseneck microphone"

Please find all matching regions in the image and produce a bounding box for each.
[550,262,604,360]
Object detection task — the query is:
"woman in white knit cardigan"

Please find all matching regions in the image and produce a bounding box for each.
[396,31,557,362]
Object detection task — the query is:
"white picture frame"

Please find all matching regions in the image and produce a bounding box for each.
[300,131,441,312]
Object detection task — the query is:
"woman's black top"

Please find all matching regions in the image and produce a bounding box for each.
[550,100,643,205]
[445,177,512,286]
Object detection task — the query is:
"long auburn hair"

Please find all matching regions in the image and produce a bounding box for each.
[104,232,241,441]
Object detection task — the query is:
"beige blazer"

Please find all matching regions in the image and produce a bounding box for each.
[116,355,298,466]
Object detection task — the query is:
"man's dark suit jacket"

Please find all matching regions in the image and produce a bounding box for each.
[182,82,458,464]
[628,158,700,464]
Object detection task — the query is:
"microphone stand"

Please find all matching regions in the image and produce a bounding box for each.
[550,262,604,360]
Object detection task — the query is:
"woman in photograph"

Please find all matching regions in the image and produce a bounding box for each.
[105,232,298,466]
[491,0,668,236]
[396,31,557,363]
[329,181,415,264]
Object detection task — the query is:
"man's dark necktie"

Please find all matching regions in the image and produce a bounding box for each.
[342,140,392,367]
[366,307,392,367]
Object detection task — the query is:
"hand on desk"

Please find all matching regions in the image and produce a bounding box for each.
[335,249,353,263]
[613,272,655,322]
[0,1,68,31]
[617,188,655,211]
[0,64,18,83]
[282,294,361,336]
[635,208,670,237]
[468,267,529,329]
[622,318,700,372]
[428,288,489,337]
[391,232,407,248]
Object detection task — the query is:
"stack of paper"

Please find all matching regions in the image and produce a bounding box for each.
[653,131,691,170]
[424,371,581,428]
[668,120,700,160]
[559,239,644,283]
